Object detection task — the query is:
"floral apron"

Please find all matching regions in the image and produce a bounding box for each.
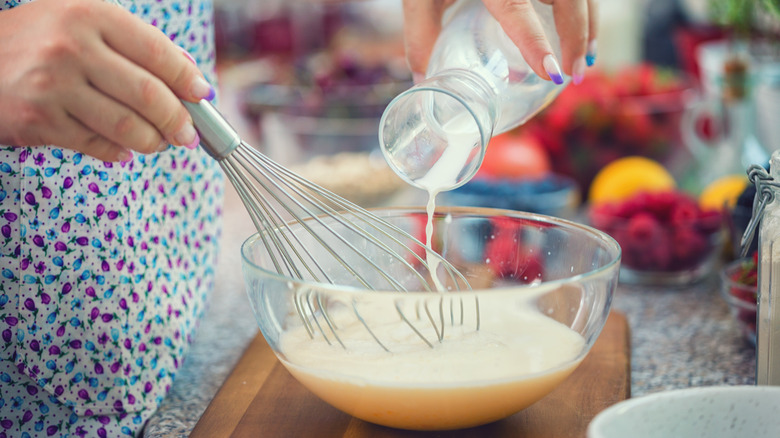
[0,1,223,436]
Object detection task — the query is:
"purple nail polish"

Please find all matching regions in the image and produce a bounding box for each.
[542,54,564,85]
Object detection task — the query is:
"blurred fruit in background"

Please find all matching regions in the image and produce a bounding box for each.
[698,174,749,211]
[720,255,758,346]
[588,156,677,205]
[589,189,725,285]
[440,133,580,219]
[519,63,695,197]
[476,133,551,180]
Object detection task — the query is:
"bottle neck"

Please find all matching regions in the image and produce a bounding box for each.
[379,69,498,191]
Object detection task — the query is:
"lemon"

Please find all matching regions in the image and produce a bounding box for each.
[589,156,676,205]
[699,174,748,210]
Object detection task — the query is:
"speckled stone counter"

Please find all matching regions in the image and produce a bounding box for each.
[142,180,757,438]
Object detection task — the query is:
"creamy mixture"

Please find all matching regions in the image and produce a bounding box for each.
[278,297,585,430]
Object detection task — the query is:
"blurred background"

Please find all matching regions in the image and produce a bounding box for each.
[210,0,779,288]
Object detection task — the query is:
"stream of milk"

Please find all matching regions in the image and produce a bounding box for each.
[413,116,481,291]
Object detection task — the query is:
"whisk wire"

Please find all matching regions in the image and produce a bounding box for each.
[236,146,409,291]
[226,157,313,282]
[243,147,435,291]
[183,99,479,351]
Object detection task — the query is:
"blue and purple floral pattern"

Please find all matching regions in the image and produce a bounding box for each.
[0,1,223,436]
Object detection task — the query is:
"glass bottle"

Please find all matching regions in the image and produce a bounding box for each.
[378,0,566,192]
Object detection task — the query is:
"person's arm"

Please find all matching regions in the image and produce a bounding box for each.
[0,0,214,162]
[402,0,598,85]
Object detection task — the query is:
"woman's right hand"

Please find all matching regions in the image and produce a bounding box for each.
[0,0,214,162]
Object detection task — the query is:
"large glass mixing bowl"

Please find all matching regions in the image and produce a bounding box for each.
[241,207,621,431]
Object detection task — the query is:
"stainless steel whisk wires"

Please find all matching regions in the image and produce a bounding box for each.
[182,99,478,351]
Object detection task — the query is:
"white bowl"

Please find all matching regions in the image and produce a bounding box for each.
[588,386,780,438]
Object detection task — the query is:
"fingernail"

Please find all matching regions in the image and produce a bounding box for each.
[118,149,134,163]
[542,54,564,85]
[174,123,198,147]
[412,73,425,84]
[572,57,586,85]
[586,40,598,67]
[192,77,216,101]
[185,132,200,150]
[180,47,197,64]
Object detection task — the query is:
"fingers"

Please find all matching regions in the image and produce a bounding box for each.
[94,5,210,147]
[547,0,589,83]
[585,0,599,66]
[51,110,134,162]
[482,0,562,83]
[64,81,170,154]
[98,7,214,103]
[402,0,451,79]
[84,45,199,149]
[484,0,593,84]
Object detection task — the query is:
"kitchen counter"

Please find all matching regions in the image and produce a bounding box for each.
[142,179,757,437]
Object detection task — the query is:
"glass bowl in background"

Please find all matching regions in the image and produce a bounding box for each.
[720,258,757,346]
[222,0,412,206]
[241,207,621,431]
[588,193,725,286]
[439,173,580,219]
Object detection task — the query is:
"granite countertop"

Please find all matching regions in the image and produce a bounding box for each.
[142,179,757,437]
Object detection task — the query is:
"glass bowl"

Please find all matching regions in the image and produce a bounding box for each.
[439,173,580,219]
[720,258,757,346]
[588,198,724,287]
[241,207,621,431]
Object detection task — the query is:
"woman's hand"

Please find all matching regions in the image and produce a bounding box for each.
[402,0,598,85]
[0,0,214,161]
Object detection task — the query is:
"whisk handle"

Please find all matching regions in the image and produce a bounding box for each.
[182,99,241,160]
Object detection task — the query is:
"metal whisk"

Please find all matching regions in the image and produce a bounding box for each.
[183,99,477,351]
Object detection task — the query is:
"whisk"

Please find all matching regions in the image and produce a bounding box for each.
[182,99,477,351]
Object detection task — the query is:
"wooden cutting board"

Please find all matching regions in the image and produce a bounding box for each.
[190,311,630,438]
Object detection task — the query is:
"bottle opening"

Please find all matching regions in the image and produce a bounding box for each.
[379,85,489,192]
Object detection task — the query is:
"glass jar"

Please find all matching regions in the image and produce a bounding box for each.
[378,0,566,192]
[742,150,780,385]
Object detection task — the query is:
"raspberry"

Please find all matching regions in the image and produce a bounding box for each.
[626,212,662,246]
[696,209,724,234]
[671,226,708,268]
[669,202,700,226]
[589,203,621,230]
[590,188,723,272]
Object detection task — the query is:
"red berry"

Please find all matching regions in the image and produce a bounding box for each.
[671,227,708,268]
[669,202,700,226]
[626,212,662,246]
